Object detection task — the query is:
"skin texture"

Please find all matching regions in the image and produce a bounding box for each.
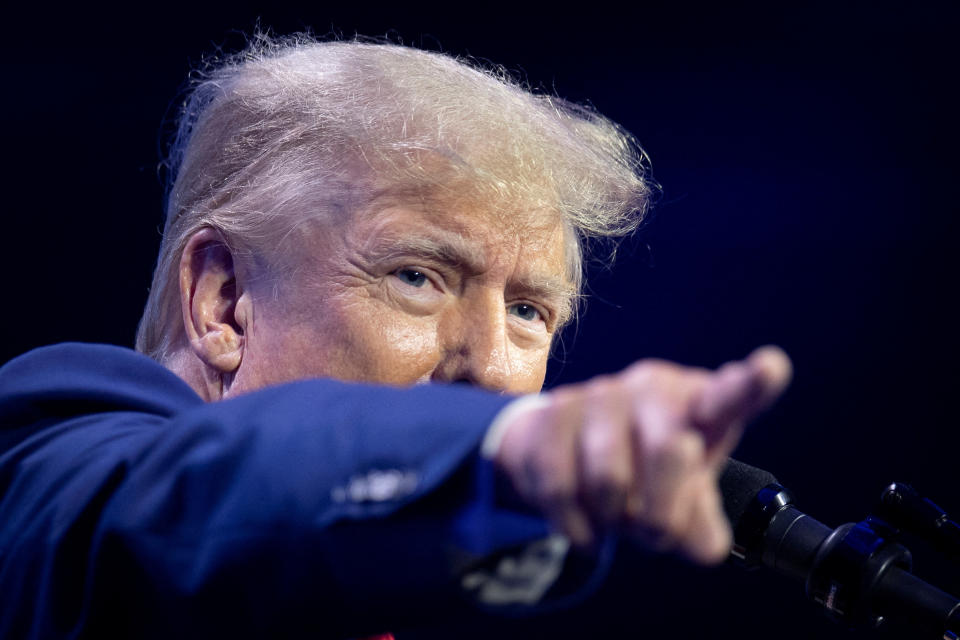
[169,195,792,565]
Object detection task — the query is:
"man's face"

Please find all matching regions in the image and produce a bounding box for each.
[229,196,573,396]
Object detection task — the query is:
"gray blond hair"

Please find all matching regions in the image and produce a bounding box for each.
[136,34,654,362]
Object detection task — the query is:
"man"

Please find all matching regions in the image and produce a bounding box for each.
[0,37,791,638]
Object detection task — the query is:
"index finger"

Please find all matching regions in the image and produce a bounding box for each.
[691,346,792,455]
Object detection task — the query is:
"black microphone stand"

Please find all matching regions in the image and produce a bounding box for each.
[877,482,960,566]
[730,480,960,638]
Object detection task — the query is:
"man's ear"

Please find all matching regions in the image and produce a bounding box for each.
[179,228,246,376]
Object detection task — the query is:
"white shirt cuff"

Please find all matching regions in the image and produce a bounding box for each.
[480,394,552,460]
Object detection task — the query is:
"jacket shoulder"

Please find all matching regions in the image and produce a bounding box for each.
[0,343,201,430]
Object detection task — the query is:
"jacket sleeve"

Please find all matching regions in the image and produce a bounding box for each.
[0,359,554,638]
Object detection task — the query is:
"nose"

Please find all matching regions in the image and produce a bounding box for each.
[432,291,512,392]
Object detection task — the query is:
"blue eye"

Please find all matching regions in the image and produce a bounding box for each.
[395,268,428,288]
[509,303,541,322]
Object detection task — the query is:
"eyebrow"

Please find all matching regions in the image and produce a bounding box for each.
[509,275,579,318]
[364,231,488,274]
[363,230,578,325]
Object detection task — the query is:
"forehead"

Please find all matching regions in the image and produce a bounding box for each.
[353,192,569,272]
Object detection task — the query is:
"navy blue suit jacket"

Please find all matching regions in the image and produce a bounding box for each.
[0,344,555,638]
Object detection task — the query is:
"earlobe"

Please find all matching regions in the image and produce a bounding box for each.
[194,325,243,373]
[179,228,246,378]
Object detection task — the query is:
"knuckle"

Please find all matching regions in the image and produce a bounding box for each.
[657,430,706,468]
[586,374,621,397]
[580,426,632,504]
[581,416,627,458]
[625,360,660,385]
[625,358,682,383]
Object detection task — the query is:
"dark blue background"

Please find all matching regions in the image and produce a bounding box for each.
[2,3,957,638]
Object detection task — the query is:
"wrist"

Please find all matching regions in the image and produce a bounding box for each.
[481,394,551,461]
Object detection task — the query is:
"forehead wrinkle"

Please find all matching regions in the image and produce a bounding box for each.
[360,227,489,273]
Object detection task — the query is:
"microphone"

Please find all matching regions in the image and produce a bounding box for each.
[720,458,960,638]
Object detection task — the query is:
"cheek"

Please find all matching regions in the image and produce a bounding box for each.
[508,346,551,394]
[360,311,441,382]
[309,299,443,385]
